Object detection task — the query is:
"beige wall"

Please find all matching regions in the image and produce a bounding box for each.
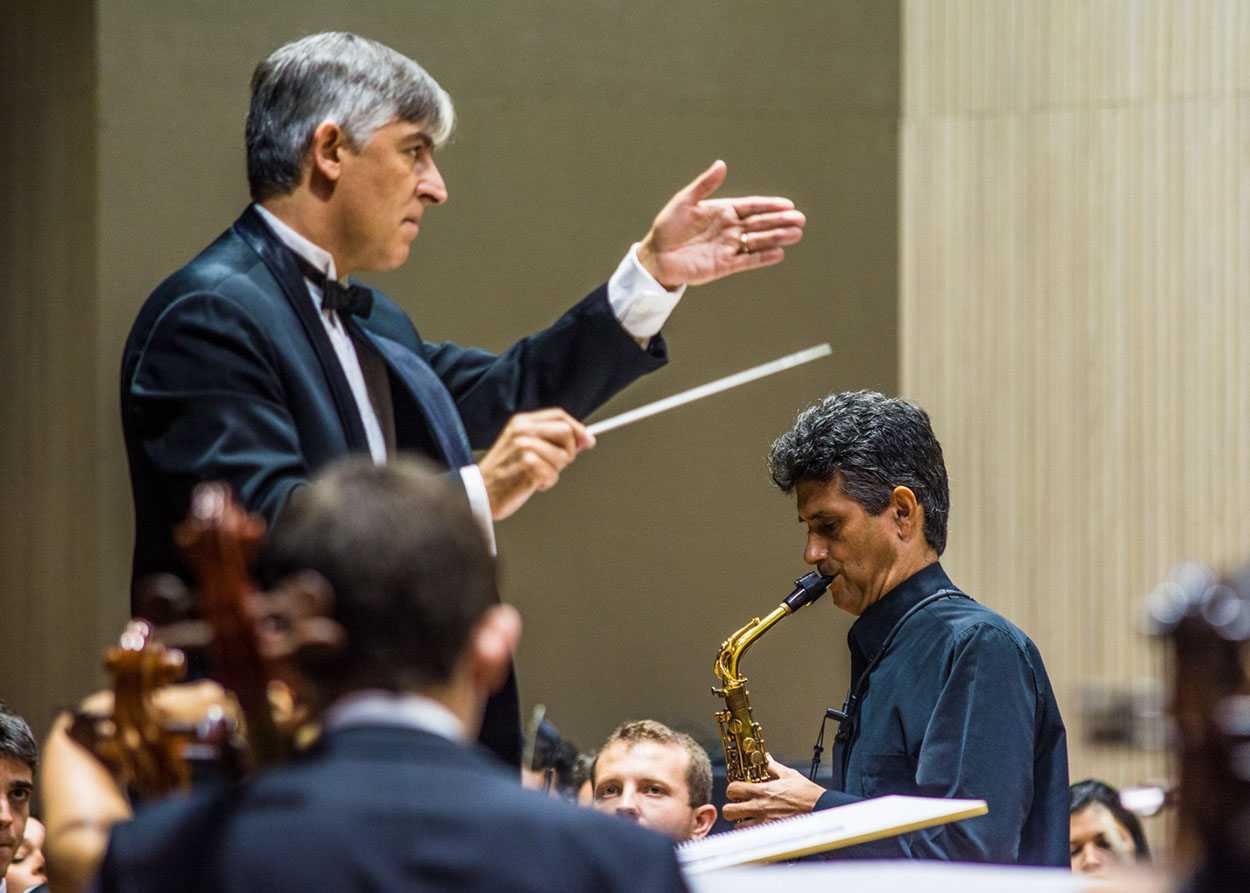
[900,0,1250,852]
[3,1,900,761]
[0,1,110,737]
[9,0,1245,857]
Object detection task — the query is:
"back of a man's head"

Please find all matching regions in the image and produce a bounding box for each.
[260,457,496,699]
[245,31,454,202]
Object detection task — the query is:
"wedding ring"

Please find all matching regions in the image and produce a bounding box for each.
[739,232,751,254]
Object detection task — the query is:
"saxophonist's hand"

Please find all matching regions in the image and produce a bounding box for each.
[722,754,826,826]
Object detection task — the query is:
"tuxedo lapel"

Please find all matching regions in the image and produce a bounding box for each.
[231,207,472,470]
[232,208,370,453]
[350,321,473,469]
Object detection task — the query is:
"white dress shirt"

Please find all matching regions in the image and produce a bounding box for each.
[253,204,684,548]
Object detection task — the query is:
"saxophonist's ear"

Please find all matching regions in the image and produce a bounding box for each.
[889,486,921,541]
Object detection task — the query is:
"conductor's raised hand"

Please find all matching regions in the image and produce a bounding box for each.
[722,754,826,826]
[635,160,806,290]
[478,408,595,521]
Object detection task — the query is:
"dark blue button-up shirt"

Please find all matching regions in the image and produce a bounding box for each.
[815,562,1069,866]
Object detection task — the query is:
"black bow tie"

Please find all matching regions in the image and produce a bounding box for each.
[294,256,373,318]
[322,279,373,317]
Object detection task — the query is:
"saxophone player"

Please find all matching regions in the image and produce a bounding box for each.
[722,390,1069,866]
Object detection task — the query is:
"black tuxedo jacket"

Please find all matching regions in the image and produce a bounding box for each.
[122,207,666,585]
[93,725,690,893]
[120,208,668,764]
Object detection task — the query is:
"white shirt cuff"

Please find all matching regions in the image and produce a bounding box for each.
[607,243,687,344]
[459,465,497,556]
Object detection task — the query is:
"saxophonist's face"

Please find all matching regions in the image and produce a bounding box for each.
[796,478,904,616]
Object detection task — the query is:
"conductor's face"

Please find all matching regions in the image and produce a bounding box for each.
[334,118,448,273]
[797,477,901,616]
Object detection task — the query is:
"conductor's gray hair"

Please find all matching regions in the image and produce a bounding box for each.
[246,32,454,202]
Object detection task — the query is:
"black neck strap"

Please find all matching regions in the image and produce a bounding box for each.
[811,587,967,781]
[833,588,968,745]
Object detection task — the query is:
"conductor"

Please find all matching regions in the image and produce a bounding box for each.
[119,32,805,765]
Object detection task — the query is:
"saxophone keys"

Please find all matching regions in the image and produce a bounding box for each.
[742,736,757,753]
[749,751,767,767]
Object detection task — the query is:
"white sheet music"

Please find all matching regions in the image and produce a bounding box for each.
[677,795,987,875]
[685,861,1102,893]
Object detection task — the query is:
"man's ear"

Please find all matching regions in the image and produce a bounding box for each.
[468,604,522,694]
[690,803,718,839]
[308,120,348,185]
[889,486,922,541]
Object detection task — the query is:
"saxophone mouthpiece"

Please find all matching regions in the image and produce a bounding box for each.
[783,572,834,612]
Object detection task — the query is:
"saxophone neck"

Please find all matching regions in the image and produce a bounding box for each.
[716,603,791,682]
[713,573,832,685]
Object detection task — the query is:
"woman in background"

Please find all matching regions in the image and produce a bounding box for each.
[1069,779,1150,876]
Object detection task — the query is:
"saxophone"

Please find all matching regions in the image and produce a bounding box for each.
[712,572,832,783]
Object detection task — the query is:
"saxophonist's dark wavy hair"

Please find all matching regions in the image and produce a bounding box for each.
[768,389,951,555]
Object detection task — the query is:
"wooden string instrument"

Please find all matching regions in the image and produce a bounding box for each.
[71,482,343,798]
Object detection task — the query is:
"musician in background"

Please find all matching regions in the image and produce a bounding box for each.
[1068,779,1150,877]
[41,458,688,892]
[0,706,38,893]
[591,720,716,843]
[723,390,1069,865]
[5,817,45,893]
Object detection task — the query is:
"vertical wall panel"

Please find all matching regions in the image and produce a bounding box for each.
[902,0,1250,856]
[0,1,110,744]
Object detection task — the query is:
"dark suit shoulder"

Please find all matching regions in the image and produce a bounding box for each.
[98,728,688,893]
[95,782,239,892]
[176,225,267,284]
[135,228,284,323]
[123,228,284,366]
[509,794,689,893]
[284,727,687,891]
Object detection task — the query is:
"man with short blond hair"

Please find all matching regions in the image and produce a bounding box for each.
[592,720,716,843]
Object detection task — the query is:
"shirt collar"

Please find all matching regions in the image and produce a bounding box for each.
[320,690,467,742]
[848,561,954,659]
[252,203,339,282]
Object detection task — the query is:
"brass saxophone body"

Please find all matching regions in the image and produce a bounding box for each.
[712,572,832,783]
